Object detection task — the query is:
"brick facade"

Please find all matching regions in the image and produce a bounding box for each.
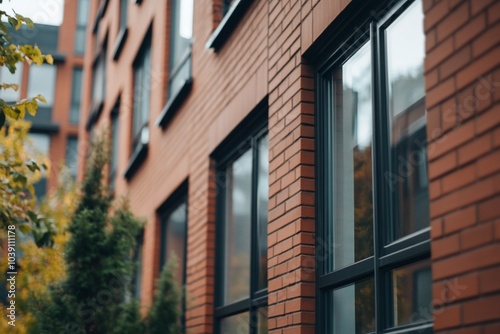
[80,0,499,333]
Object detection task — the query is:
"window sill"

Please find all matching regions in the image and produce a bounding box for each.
[30,122,60,134]
[112,28,128,61]
[85,101,104,131]
[52,53,66,63]
[124,143,148,181]
[205,0,253,51]
[155,78,193,129]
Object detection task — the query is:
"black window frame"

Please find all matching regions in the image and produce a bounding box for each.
[315,1,432,333]
[213,103,268,334]
[205,0,253,50]
[157,181,189,333]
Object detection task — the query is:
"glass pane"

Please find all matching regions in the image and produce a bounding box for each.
[386,0,429,241]
[161,200,187,286]
[258,307,268,334]
[391,260,432,327]
[70,68,83,124]
[329,41,374,272]
[132,239,143,300]
[110,113,120,182]
[220,312,250,334]
[120,0,128,30]
[224,148,253,304]
[28,64,56,106]
[66,137,78,178]
[329,278,375,334]
[257,134,269,290]
[134,43,151,140]
[0,64,22,103]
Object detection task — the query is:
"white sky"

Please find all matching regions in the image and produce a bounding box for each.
[1,0,64,26]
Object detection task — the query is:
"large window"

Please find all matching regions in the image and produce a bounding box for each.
[119,0,128,32]
[316,1,431,333]
[70,68,83,124]
[75,0,89,54]
[0,64,22,103]
[215,120,268,334]
[131,34,151,158]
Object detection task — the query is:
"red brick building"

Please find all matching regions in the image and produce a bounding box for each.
[80,0,500,333]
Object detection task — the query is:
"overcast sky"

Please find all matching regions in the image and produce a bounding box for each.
[1,0,64,26]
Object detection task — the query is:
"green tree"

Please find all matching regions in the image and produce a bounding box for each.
[32,136,144,334]
[148,258,182,334]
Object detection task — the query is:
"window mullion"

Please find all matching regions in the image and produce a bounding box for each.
[371,20,386,334]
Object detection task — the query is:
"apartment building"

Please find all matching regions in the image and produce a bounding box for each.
[0,0,88,196]
[80,0,500,333]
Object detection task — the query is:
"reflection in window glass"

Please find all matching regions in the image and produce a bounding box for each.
[0,64,23,103]
[329,41,373,272]
[329,278,375,334]
[169,0,193,98]
[28,64,57,106]
[132,236,143,300]
[258,307,268,334]
[66,137,78,179]
[92,49,106,107]
[119,0,128,31]
[161,200,187,286]
[224,148,253,304]
[220,312,250,334]
[391,260,432,327]
[257,135,269,290]
[110,111,120,187]
[70,68,83,124]
[386,0,429,241]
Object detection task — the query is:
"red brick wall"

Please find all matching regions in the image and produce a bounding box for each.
[424,0,500,332]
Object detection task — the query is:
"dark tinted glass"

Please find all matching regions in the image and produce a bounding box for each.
[161,200,187,286]
[386,0,429,241]
[70,68,83,124]
[328,278,375,334]
[220,312,250,334]
[391,260,432,327]
[223,148,253,304]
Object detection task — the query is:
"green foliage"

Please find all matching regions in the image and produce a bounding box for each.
[147,259,182,334]
[0,6,53,127]
[33,135,144,334]
[110,300,146,334]
[0,119,55,246]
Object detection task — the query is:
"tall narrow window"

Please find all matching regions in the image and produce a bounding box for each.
[168,0,193,99]
[66,137,78,179]
[70,68,83,124]
[27,133,50,199]
[75,0,89,54]
[132,33,151,157]
[158,184,188,331]
[316,1,431,333]
[110,105,120,188]
[215,117,268,334]
[131,233,143,300]
[92,44,107,111]
[0,64,22,103]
